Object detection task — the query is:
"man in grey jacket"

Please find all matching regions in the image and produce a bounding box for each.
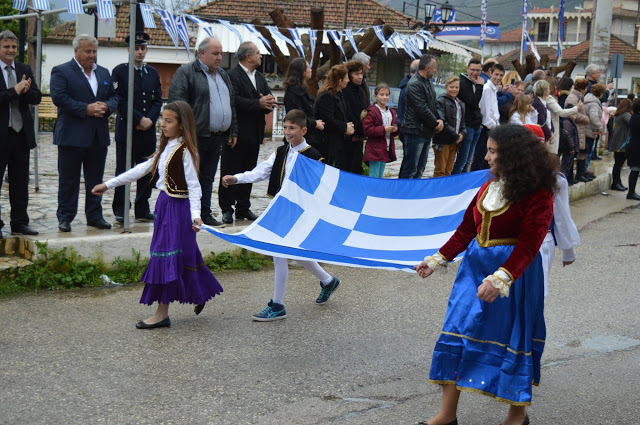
[168,37,237,228]
[399,54,443,179]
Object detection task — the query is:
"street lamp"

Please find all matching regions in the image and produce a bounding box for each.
[440,0,453,24]
[424,3,436,25]
[405,1,454,31]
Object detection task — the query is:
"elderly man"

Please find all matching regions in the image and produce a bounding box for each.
[399,54,444,179]
[111,32,163,223]
[219,41,275,224]
[51,34,117,232]
[0,30,41,237]
[584,64,615,161]
[169,36,237,228]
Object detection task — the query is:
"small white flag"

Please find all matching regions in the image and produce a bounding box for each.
[12,0,28,11]
[97,0,114,19]
[140,4,156,28]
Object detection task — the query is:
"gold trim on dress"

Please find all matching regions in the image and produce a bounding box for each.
[475,184,516,247]
[440,331,546,356]
[165,143,189,199]
[428,380,533,406]
[498,267,515,283]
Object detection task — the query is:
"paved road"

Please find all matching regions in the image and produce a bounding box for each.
[1,196,639,424]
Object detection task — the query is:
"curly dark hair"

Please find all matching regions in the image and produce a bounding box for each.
[488,125,559,203]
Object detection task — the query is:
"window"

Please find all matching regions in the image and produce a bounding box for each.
[538,21,549,42]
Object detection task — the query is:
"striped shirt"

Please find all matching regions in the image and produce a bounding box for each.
[198,59,231,133]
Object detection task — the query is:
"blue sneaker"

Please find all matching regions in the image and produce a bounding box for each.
[315,276,340,304]
[252,300,287,321]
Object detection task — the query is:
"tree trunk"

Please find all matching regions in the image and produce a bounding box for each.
[250,18,290,74]
[552,60,576,77]
[270,8,299,59]
[540,54,549,70]
[307,6,325,96]
[525,54,537,76]
[512,60,527,80]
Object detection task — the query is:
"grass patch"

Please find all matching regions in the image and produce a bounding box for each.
[205,249,271,272]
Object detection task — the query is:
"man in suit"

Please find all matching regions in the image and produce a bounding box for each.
[220,41,275,224]
[50,34,118,232]
[0,30,42,237]
[111,32,162,223]
[169,36,237,228]
[399,54,443,179]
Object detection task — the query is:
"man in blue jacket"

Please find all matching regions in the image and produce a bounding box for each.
[51,34,118,232]
[111,32,162,223]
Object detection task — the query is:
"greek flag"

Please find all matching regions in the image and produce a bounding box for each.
[524,32,540,61]
[267,26,297,53]
[387,32,400,53]
[217,19,243,44]
[156,9,180,50]
[557,0,565,58]
[140,4,156,28]
[288,28,305,58]
[309,30,318,67]
[175,15,190,56]
[343,29,358,53]
[373,25,388,55]
[400,35,416,59]
[65,0,83,14]
[243,23,273,55]
[186,14,207,26]
[96,0,114,19]
[32,0,49,10]
[203,155,488,272]
[12,0,28,11]
[327,30,347,60]
[521,0,528,52]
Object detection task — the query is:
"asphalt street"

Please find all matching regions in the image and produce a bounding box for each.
[1,198,639,425]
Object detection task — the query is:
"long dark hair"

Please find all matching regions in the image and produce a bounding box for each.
[284,57,307,91]
[488,125,559,203]
[615,98,633,116]
[317,64,348,95]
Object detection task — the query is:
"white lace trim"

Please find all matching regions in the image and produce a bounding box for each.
[482,179,508,211]
[424,252,449,271]
[485,269,513,298]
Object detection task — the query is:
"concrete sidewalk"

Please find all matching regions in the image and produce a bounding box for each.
[0,133,619,263]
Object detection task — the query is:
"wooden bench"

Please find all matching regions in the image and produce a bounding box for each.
[38,96,57,132]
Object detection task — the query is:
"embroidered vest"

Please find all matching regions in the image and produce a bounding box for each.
[267,144,324,197]
[150,143,189,198]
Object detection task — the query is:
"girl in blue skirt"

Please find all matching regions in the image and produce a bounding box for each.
[92,101,223,329]
[414,125,559,425]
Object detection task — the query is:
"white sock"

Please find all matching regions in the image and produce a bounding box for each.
[297,260,332,284]
[272,257,289,305]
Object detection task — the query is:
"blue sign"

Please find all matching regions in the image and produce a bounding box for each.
[435,25,501,41]
[433,9,456,23]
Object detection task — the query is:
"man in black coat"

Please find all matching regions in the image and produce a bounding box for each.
[0,30,42,237]
[220,41,275,224]
[111,32,163,223]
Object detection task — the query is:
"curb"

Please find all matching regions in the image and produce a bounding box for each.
[568,172,612,203]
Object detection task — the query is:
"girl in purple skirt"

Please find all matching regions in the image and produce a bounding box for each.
[92,101,223,329]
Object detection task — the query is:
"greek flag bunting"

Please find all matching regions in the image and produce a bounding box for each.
[32,0,49,10]
[243,23,274,55]
[387,32,400,53]
[400,35,416,59]
[309,30,318,67]
[12,0,28,11]
[96,0,114,19]
[203,155,488,272]
[267,26,298,53]
[186,14,207,25]
[327,30,347,60]
[175,15,190,56]
[417,29,435,46]
[343,29,359,54]
[66,0,83,14]
[218,19,243,44]
[156,9,180,50]
[373,25,388,55]
[557,0,565,58]
[521,0,528,52]
[288,28,305,58]
[202,26,215,39]
[140,4,156,28]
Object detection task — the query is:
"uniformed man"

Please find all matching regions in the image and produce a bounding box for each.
[111,31,163,223]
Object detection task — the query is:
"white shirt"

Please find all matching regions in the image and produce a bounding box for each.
[235,139,311,184]
[509,110,538,125]
[74,57,98,96]
[480,80,500,129]
[1,59,16,126]
[239,63,257,90]
[376,104,393,147]
[105,137,202,221]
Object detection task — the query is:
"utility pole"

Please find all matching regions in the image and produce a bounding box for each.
[587,0,613,82]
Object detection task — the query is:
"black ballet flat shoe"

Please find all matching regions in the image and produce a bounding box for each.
[416,419,457,425]
[194,303,206,315]
[136,317,171,329]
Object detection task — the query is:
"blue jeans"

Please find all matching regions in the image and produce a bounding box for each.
[368,161,386,178]
[399,133,430,179]
[451,126,482,174]
[584,137,595,172]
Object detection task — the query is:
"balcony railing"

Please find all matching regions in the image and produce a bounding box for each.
[534,32,589,43]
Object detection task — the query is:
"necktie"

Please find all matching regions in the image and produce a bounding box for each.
[6,65,23,132]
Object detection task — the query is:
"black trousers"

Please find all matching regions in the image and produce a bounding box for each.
[112,141,155,218]
[218,141,260,214]
[56,143,108,223]
[0,129,30,230]
[470,126,490,171]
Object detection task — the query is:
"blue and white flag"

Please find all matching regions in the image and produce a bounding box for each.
[203,155,488,272]
[417,29,435,46]
[156,9,180,50]
[174,14,190,56]
[289,28,305,58]
[12,0,28,11]
[327,30,347,60]
[524,32,540,61]
[140,4,156,28]
[186,14,207,26]
[243,23,273,55]
[480,0,487,50]
[66,0,83,14]
[267,26,297,53]
[32,0,49,10]
[97,0,114,19]
[521,0,528,52]
[400,35,416,59]
[343,29,358,54]
[218,19,243,44]
[557,0,565,58]
[387,32,400,53]
[309,29,318,67]
[405,35,421,58]
[373,25,388,55]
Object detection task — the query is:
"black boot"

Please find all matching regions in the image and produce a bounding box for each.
[576,160,590,183]
[611,167,626,191]
[568,164,577,185]
[627,171,640,200]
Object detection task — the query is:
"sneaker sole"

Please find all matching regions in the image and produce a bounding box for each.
[316,281,340,305]
[252,314,287,322]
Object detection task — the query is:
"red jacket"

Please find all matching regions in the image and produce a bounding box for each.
[363,104,399,163]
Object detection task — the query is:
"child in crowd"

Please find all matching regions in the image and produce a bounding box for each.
[509,93,538,125]
[363,83,399,178]
[92,101,223,329]
[221,109,340,321]
[432,76,466,177]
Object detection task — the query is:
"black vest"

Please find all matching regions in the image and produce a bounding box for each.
[267,144,324,197]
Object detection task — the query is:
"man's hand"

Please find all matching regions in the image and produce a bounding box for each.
[259,93,276,111]
[14,75,31,95]
[227,136,237,149]
[474,75,485,85]
[477,279,500,302]
[456,134,464,144]
[316,119,325,130]
[221,175,237,188]
[345,122,355,135]
[435,119,444,133]
[87,102,106,118]
[138,117,153,131]
[414,261,434,278]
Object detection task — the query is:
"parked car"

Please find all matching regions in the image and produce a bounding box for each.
[368,84,445,109]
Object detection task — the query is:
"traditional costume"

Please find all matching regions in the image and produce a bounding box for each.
[105,137,223,305]
[425,179,553,406]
